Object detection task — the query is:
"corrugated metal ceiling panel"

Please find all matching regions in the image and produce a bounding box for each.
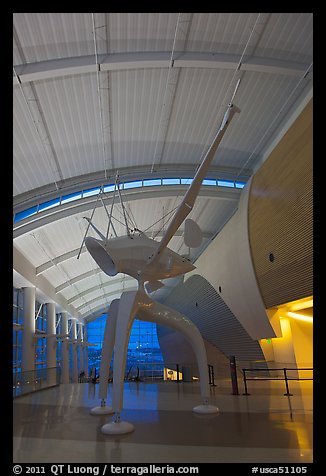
[14,234,50,268]
[213,72,303,170]
[13,13,95,63]
[110,68,169,170]
[33,75,106,180]
[79,297,111,317]
[41,265,69,289]
[255,13,313,63]
[45,249,106,286]
[107,13,178,53]
[191,197,237,233]
[185,12,259,54]
[162,67,236,168]
[13,87,57,195]
[66,275,113,299]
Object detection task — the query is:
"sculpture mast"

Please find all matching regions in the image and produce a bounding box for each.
[145,103,240,271]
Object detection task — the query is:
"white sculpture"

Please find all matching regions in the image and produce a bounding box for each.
[84,103,240,434]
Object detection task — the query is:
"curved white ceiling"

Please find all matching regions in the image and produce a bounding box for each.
[13,12,313,322]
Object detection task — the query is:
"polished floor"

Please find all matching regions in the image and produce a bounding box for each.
[13,379,313,463]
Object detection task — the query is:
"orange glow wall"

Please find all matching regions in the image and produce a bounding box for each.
[260,300,313,377]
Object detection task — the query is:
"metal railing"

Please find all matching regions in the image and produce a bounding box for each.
[86,362,211,384]
[126,363,165,381]
[242,367,313,396]
[13,367,61,398]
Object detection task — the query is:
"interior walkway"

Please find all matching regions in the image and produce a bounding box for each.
[13,380,313,463]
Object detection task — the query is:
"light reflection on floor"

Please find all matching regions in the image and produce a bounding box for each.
[13,380,312,463]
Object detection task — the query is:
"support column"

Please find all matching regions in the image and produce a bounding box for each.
[79,323,84,376]
[84,326,89,378]
[71,319,78,383]
[22,287,36,374]
[46,302,57,386]
[61,312,69,384]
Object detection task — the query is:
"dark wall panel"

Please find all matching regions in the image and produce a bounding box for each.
[248,100,313,307]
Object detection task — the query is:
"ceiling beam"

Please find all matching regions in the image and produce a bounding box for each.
[67,276,136,305]
[75,285,138,313]
[82,303,115,322]
[13,51,309,86]
[13,245,83,321]
[56,268,102,293]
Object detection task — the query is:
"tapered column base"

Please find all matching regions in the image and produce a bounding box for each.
[101,421,134,434]
[90,406,114,415]
[193,404,219,414]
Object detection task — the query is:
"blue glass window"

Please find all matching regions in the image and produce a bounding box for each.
[202,179,217,186]
[86,314,163,380]
[14,206,38,223]
[143,179,162,187]
[217,180,235,188]
[83,187,101,198]
[103,184,115,193]
[14,175,244,226]
[123,180,143,189]
[162,178,180,185]
[235,181,246,189]
[61,191,82,204]
[38,197,60,212]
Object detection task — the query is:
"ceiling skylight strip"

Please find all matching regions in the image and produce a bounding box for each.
[13,176,245,224]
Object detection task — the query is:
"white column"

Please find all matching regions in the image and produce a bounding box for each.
[71,319,78,383]
[46,302,57,386]
[61,312,69,384]
[22,287,36,374]
[84,326,89,378]
[79,323,84,375]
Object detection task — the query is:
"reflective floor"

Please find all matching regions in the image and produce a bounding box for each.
[13,380,313,463]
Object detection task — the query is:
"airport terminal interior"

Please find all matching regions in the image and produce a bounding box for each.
[13,13,313,465]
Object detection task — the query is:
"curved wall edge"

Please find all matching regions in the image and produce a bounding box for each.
[189,179,276,340]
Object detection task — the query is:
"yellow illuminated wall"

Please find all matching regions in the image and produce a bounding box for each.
[259,297,313,376]
[288,311,313,378]
[272,317,297,364]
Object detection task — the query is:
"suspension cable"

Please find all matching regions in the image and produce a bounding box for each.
[92,13,108,180]
[13,67,60,191]
[150,13,181,174]
[149,13,264,235]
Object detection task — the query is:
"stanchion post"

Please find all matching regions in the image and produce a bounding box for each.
[229,355,239,395]
[211,365,216,387]
[208,364,216,387]
[208,364,212,385]
[176,363,180,383]
[242,369,250,395]
[283,368,293,396]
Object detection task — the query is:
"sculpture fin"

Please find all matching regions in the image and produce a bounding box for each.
[145,280,165,294]
[184,218,203,248]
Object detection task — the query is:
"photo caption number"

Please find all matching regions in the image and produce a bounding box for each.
[279,469,308,474]
[26,468,46,474]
